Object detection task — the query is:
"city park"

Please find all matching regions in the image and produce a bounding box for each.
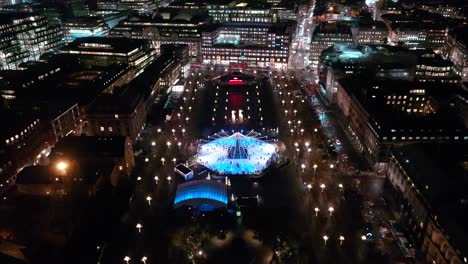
[113,69,395,264]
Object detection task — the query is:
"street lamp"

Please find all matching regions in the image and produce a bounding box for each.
[172,158,177,165]
[320,183,326,192]
[167,141,171,149]
[182,128,186,136]
[161,158,165,165]
[328,206,334,216]
[305,142,310,148]
[198,250,203,256]
[56,161,68,172]
[141,256,147,264]
[301,163,306,172]
[313,164,318,176]
[154,176,159,183]
[284,110,288,116]
[361,235,367,241]
[144,158,149,163]
[307,183,312,192]
[300,128,304,135]
[124,256,131,264]
[146,196,152,206]
[172,129,176,136]
[323,235,329,245]
[151,141,156,146]
[167,176,172,183]
[314,207,320,216]
[136,223,143,233]
[339,235,345,245]
[178,142,182,149]
[338,183,343,189]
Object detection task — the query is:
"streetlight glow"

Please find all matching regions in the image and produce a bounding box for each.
[56,161,68,171]
[136,223,142,233]
[320,183,326,192]
[323,235,329,245]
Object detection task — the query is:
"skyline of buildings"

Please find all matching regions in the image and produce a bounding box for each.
[0,0,467,263]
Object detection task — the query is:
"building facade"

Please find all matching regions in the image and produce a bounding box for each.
[0,14,64,70]
[63,17,110,43]
[201,23,292,68]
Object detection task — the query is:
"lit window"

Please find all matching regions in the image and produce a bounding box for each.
[115,114,119,119]
[100,126,105,132]
[109,127,113,132]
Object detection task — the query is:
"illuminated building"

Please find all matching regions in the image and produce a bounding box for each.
[444,26,468,82]
[174,180,228,209]
[97,0,126,11]
[201,22,292,68]
[63,17,110,42]
[0,109,48,190]
[356,21,388,45]
[119,0,156,14]
[335,77,466,162]
[319,44,459,104]
[110,14,209,57]
[388,23,447,50]
[0,14,64,70]
[207,1,278,23]
[310,22,353,71]
[59,37,156,70]
[386,144,468,264]
[415,54,459,84]
[86,45,187,141]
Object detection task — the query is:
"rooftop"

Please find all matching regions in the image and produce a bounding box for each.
[60,37,149,54]
[50,136,128,160]
[338,77,466,133]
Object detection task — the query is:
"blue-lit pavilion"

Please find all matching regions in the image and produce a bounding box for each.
[174,180,228,209]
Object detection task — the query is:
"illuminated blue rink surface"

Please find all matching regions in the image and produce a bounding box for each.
[197,132,277,175]
[174,180,227,208]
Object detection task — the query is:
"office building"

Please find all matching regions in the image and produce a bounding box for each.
[59,37,156,70]
[0,14,65,70]
[119,0,156,13]
[310,22,353,71]
[200,22,292,68]
[335,77,466,162]
[207,1,278,23]
[356,21,388,45]
[110,14,209,57]
[63,17,110,42]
